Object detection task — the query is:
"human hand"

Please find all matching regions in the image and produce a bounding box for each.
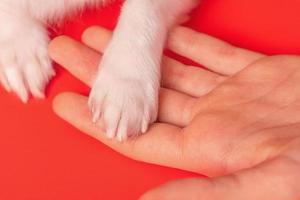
[49,26,300,199]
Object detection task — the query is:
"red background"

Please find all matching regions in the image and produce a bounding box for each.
[0,0,300,199]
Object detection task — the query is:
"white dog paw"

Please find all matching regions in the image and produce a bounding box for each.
[89,69,159,141]
[0,27,54,102]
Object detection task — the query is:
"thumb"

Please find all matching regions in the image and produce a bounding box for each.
[140,157,299,200]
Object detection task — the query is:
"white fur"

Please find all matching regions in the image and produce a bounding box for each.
[0,0,199,139]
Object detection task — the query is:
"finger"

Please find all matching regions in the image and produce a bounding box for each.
[82,26,264,76]
[82,26,111,52]
[168,26,265,75]
[141,157,299,200]
[83,26,227,97]
[162,57,226,97]
[82,26,227,97]
[158,88,196,127]
[49,36,100,86]
[58,28,227,98]
[53,92,192,170]
[0,64,11,92]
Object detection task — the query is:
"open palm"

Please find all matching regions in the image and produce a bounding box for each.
[49,26,300,199]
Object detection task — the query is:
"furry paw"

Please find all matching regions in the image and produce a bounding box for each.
[0,24,54,102]
[89,68,159,141]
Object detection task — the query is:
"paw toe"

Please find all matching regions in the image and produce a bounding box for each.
[116,116,129,142]
[104,105,121,139]
[4,66,29,103]
[0,68,11,92]
[23,56,54,99]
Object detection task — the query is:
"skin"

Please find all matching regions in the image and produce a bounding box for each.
[49,26,300,199]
